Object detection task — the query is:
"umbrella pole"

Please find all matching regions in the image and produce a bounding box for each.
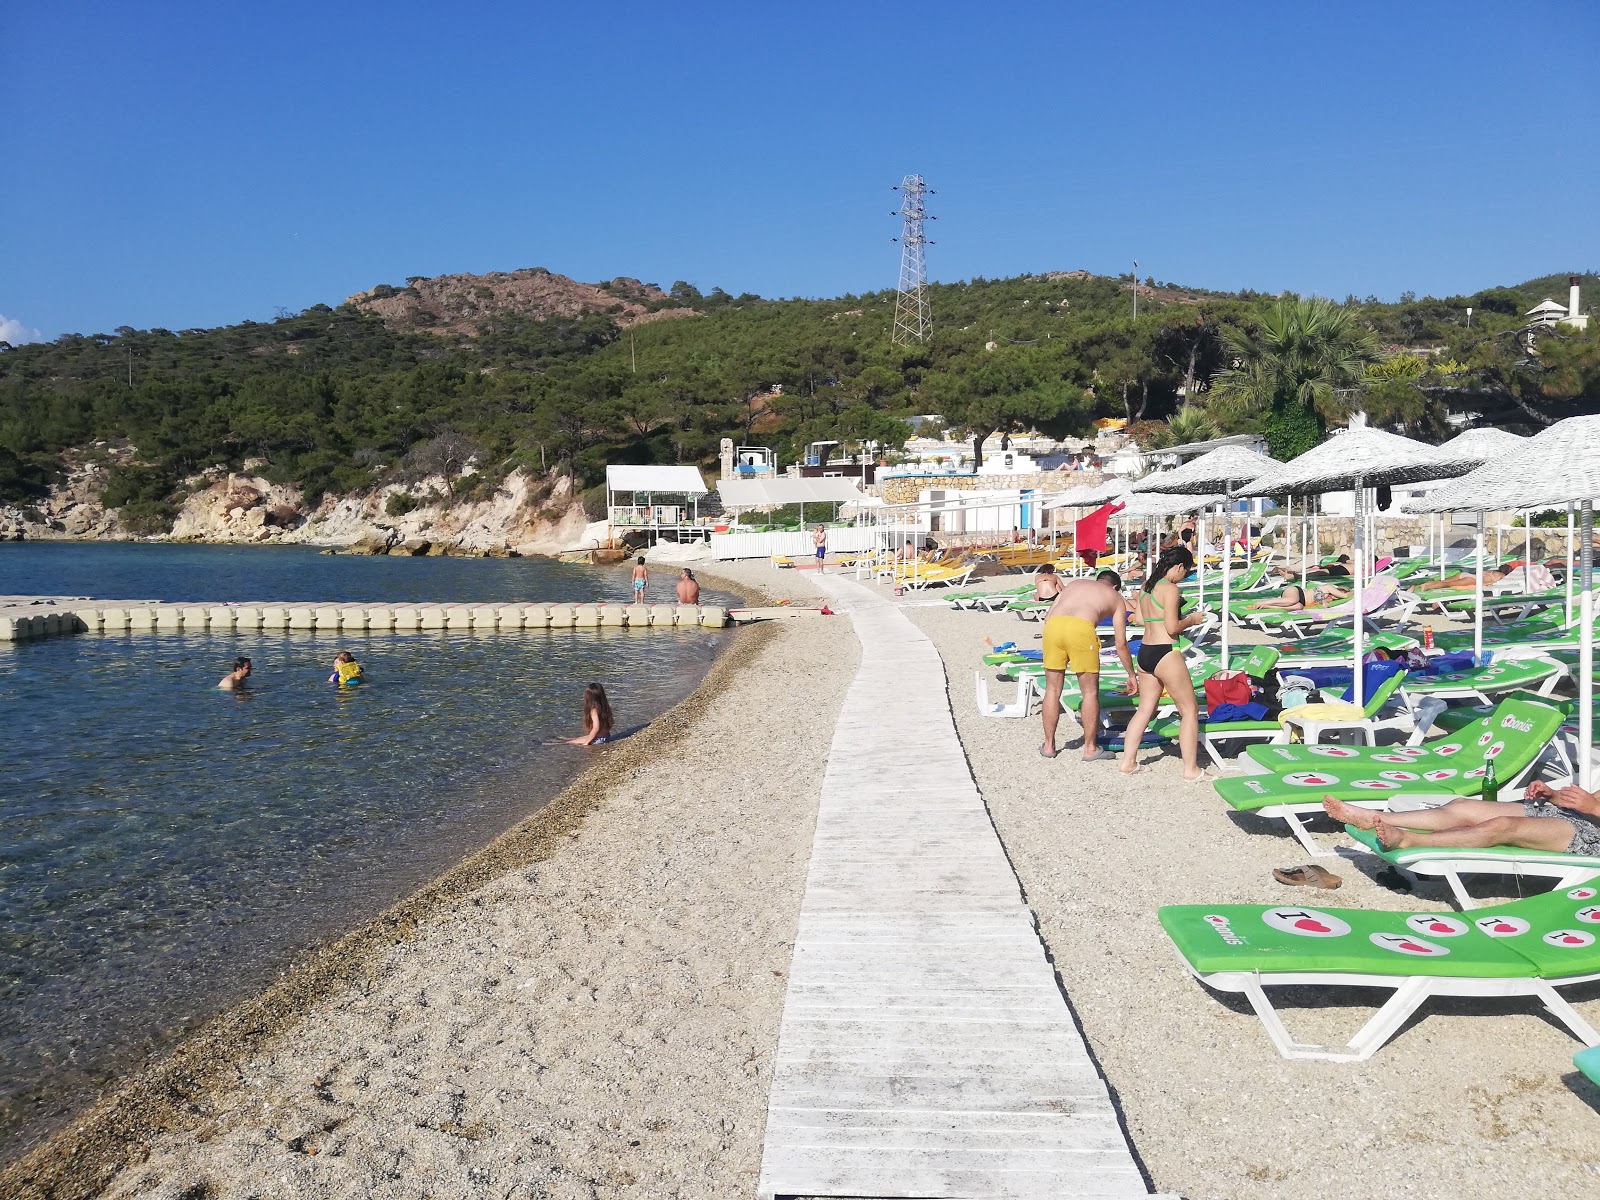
[1580,499,1594,792]
[1352,479,1366,709]
[1525,512,1532,595]
[1286,495,1293,578]
[1221,495,1233,670]
[1567,503,1575,628]
[1474,512,1485,665]
[1197,512,1207,612]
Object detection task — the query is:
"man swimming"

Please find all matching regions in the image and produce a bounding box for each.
[217,656,252,690]
[676,567,700,604]
[1039,570,1137,761]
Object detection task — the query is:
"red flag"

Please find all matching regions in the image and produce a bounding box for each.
[1075,501,1124,555]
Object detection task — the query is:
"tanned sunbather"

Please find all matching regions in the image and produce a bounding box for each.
[1039,571,1137,763]
[1324,783,1600,857]
[1415,569,1507,593]
[1245,582,1351,612]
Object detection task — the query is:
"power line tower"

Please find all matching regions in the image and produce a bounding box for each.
[890,174,934,345]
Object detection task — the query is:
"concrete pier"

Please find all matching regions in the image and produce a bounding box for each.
[0,597,729,643]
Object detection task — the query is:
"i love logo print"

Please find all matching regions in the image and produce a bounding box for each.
[1575,906,1600,924]
[1486,741,1506,759]
[1371,932,1450,956]
[1542,929,1596,948]
[1436,744,1464,757]
[1406,914,1467,937]
[1306,746,1359,758]
[1389,747,1426,758]
[1464,766,1487,779]
[1262,908,1351,938]
[1474,915,1530,938]
[1477,731,1495,748]
[1283,772,1340,787]
[1569,888,1599,901]
[1373,754,1415,764]
[1203,914,1229,926]
[1378,770,1422,782]
[1350,779,1402,790]
[1422,768,1459,782]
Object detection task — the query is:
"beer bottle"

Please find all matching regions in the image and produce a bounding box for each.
[1483,753,1499,804]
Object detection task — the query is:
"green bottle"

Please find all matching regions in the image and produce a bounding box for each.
[1483,753,1499,804]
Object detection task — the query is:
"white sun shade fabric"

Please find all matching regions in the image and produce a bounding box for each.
[605,465,709,495]
[718,477,866,506]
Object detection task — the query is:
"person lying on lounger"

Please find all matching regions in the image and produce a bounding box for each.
[1324,784,1600,857]
[1415,569,1507,593]
[1244,582,1351,612]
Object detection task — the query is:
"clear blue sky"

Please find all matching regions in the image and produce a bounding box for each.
[3,2,1596,341]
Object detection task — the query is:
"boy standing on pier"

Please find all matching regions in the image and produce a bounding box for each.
[631,556,649,600]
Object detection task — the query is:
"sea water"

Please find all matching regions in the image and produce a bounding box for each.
[0,543,735,1161]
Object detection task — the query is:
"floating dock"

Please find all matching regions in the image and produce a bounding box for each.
[0,597,728,642]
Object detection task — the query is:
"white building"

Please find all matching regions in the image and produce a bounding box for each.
[1525,276,1589,331]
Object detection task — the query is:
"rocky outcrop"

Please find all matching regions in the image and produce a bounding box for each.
[4,458,597,556]
[344,269,699,339]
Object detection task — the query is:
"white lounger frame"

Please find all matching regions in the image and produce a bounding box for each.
[1384,855,1600,911]
[1183,960,1600,1062]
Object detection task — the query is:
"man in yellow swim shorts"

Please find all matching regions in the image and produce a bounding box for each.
[1040,570,1137,762]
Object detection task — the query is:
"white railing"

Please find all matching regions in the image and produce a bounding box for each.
[709,528,883,561]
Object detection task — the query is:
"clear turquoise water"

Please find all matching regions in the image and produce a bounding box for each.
[0,543,736,1161]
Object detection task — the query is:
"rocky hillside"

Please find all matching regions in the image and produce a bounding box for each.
[0,460,603,556]
[344,268,699,338]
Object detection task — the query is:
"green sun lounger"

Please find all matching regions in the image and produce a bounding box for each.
[1154,646,1284,769]
[1344,825,1600,911]
[1577,1044,1600,1087]
[1401,656,1567,704]
[1159,885,1600,1061]
[1215,696,1566,856]
[1275,629,1417,669]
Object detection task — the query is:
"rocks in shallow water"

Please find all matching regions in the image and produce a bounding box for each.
[344,536,391,556]
[395,539,432,556]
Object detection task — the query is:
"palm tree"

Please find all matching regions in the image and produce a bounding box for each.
[1209,297,1380,458]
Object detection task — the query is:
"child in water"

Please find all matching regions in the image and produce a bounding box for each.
[565,682,614,745]
[329,650,364,687]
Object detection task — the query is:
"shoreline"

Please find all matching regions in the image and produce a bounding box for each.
[2,562,783,1199]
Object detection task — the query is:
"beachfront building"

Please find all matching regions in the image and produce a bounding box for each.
[604,464,713,544]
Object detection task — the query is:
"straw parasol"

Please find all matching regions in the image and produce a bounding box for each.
[1131,444,1279,496]
[1043,479,1132,509]
[1403,416,1600,786]
[1434,426,1529,468]
[1132,444,1281,667]
[1116,492,1225,517]
[1233,426,1479,706]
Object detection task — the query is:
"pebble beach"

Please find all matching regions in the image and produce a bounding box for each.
[8,562,1598,1199]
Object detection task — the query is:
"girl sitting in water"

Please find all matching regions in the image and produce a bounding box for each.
[565,682,614,746]
[328,650,364,687]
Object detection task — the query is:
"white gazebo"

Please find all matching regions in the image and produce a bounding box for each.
[604,465,711,541]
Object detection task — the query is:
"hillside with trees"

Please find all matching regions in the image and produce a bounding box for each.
[2,266,1597,532]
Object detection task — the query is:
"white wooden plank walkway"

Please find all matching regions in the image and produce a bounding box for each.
[757,575,1158,1200]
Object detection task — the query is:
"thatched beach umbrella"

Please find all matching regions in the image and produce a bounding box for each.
[1424,428,1530,578]
[1043,479,1133,508]
[1237,426,1477,706]
[1134,444,1280,667]
[1405,416,1600,787]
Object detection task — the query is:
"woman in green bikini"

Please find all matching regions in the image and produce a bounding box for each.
[1119,547,1210,782]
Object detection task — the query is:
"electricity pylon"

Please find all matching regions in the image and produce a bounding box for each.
[891,174,934,344]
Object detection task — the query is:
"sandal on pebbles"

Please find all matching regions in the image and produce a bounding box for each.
[1272,864,1343,890]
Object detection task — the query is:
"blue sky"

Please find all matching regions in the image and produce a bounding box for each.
[2,2,1596,340]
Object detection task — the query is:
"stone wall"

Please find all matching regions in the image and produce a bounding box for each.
[876,470,1108,507]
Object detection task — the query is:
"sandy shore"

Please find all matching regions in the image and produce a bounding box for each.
[5,561,856,1200]
[905,574,1600,1200]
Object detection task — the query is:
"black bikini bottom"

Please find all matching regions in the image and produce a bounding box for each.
[1137,642,1178,674]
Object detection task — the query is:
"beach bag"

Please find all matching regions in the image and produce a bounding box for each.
[1278,674,1317,710]
[1203,670,1253,716]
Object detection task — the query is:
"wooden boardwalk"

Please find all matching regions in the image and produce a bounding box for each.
[757,575,1157,1199]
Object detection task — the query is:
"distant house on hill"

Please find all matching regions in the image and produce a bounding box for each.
[1525,276,1590,331]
